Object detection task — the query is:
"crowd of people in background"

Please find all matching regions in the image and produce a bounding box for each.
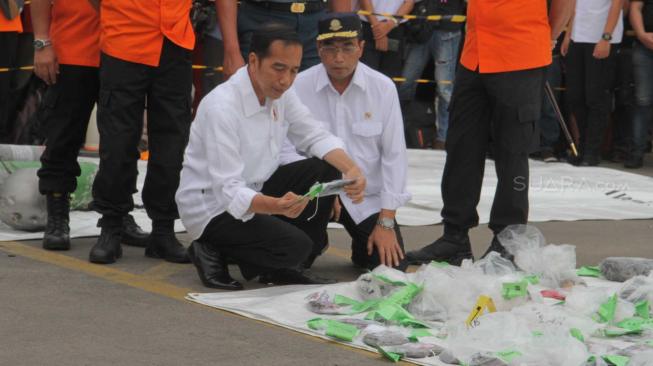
[1,0,651,169]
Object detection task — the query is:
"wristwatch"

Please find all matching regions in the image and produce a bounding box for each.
[377,217,395,230]
[33,39,52,50]
[601,32,612,41]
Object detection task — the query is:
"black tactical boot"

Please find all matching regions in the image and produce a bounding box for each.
[121,214,150,247]
[145,234,190,263]
[42,193,71,250]
[481,236,515,262]
[406,227,473,265]
[89,223,123,264]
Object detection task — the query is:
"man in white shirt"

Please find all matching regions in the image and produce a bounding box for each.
[176,23,367,290]
[282,13,410,271]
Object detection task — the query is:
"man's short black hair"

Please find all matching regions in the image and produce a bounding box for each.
[249,23,302,60]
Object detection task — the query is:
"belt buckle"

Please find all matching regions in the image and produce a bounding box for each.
[290,2,306,13]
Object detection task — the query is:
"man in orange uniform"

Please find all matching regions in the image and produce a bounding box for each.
[31,0,149,251]
[0,1,23,140]
[89,0,195,264]
[407,0,574,264]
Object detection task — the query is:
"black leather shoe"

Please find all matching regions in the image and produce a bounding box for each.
[145,234,190,263]
[259,269,337,285]
[406,233,473,265]
[43,193,71,251]
[187,241,243,290]
[481,236,514,262]
[89,226,123,264]
[121,214,150,247]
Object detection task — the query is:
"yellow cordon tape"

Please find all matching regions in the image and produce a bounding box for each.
[357,10,466,23]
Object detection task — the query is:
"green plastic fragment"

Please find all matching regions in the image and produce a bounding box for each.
[602,327,642,337]
[408,329,433,342]
[587,356,596,363]
[496,350,522,363]
[616,317,645,332]
[635,300,650,319]
[333,294,360,307]
[430,261,450,268]
[602,355,629,366]
[531,331,544,337]
[570,328,585,342]
[325,320,359,342]
[577,266,601,278]
[595,294,618,323]
[378,347,402,362]
[307,318,326,330]
[400,318,430,329]
[523,275,540,285]
[372,274,408,287]
[647,340,653,347]
[303,183,324,200]
[502,280,529,300]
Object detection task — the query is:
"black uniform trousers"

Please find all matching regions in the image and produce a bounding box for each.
[197,158,341,280]
[441,65,545,235]
[565,41,618,160]
[91,38,192,223]
[337,204,408,271]
[38,65,99,194]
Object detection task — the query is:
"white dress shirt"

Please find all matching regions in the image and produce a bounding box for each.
[571,0,623,44]
[281,63,411,225]
[352,0,408,23]
[176,66,344,240]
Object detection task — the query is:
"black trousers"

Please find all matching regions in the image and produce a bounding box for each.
[565,41,618,159]
[337,204,408,271]
[38,65,99,194]
[197,158,340,280]
[0,31,32,142]
[92,38,192,222]
[361,22,405,79]
[442,65,545,234]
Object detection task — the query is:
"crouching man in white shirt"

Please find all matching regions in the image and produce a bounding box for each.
[176,23,367,290]
[281,13,411,271]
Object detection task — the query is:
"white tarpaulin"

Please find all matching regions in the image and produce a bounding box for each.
[1,150,653,241]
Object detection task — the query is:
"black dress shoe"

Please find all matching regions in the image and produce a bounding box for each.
[259,269,337,285]
[187,241,243,290]
[406,233,473,265]
[121,214,150,247]
[43,193,71,251]
[145,234,190,263]
[481,236,514,262]
[89,226,123,264]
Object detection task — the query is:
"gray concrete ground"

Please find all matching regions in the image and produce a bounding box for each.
[1,156,652,366]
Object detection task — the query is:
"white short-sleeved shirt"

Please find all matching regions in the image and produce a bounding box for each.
[281,63,411,225]
[572,0,624,44]
[352,0,407,23]
[176,66,344,239]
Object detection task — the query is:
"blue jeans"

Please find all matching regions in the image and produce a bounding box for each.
[398,30,461,142]
[538,55,563,152]
[237,2,323,71]
[631,41,653,157]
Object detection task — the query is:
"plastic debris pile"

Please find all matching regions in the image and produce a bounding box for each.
[304,225,653,365]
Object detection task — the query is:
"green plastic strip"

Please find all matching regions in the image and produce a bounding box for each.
[616,317,645,332]
[378,347,402,363]
[502,280,528,300]
[408,329,433,342]
[636,300,650,320]
[400,318,430,329]
[602,355,630,366]
[523,275,540,285]
[386,283,423,307]
[303,183,324,200]
[602,327,642,337]
[596,294,618,323]
[307,318,326,330]
[333,294,360,307]
[325,320,359,342]
[570,328,585,342]
[430,261,450,268]
[372,274,407,287]
[497,350,522,363]
[577,266,601,278]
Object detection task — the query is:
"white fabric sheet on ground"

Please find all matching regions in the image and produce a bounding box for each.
[186,283,448,366]
[2,150,653,241]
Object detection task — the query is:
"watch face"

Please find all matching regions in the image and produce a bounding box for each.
[34,40,44,49]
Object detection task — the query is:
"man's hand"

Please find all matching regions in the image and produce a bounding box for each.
[343,166,366,203]
[638,32,653,50]
[375,36,389,52]
[34,46,58,85]
[593,39,611,59]
[372,20,394,39]
[561,36,571,56]
[367,225,404,267]
[275,192,309,218]
[222,49,245,80]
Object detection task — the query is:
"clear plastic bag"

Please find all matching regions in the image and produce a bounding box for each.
[356,265,409,300]
[362,330,409,347]
[618,274,653,305]
[627,350,653,366]
[472,252,518,276]
[499,225,580,288]
[384,342,442,359]
[600,257,653,282]
[407,291,448,322]
[305,291,347,315]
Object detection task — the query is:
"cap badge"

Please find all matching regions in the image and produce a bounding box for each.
[329,19,343,32]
